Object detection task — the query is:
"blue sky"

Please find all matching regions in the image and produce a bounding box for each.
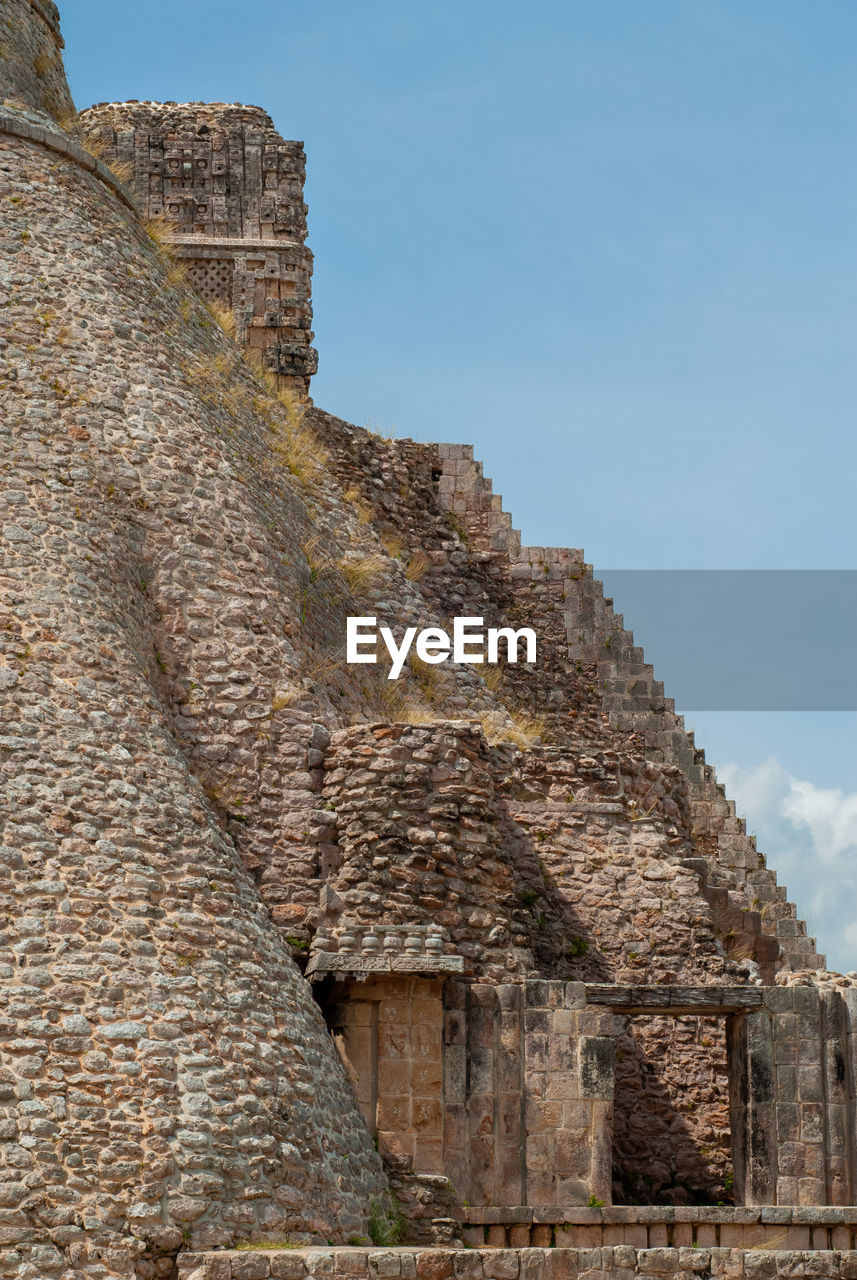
[60,0,856,967]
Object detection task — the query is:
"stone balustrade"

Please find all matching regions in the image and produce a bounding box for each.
[306,923,464,977]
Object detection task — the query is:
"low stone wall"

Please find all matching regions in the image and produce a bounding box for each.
[176,1245,857,1280]
[461,1206,857,1250]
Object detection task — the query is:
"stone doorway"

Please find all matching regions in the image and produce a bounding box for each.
[611,1011,733,1204]
[584,984,764,1208]
[318,976,446,1173]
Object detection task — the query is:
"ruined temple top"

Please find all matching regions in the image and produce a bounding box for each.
[78,98,317,394]
[81,100,281,135]
[79,100,308,244]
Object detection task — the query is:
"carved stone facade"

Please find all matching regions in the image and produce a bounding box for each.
[78,101,318,396]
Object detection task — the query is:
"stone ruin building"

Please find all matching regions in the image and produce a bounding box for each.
[0,3,855,1279]
[77,100,317,399]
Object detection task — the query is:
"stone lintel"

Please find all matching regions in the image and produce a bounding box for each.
[169,234,303,252]
[306,952,464,979]
[583,983,765,1014]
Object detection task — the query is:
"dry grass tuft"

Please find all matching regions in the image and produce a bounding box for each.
[261,383,327,485]
[479,663,505,694]
[339,553,386,596]
[143,213,180,252]
[165,257,189,288]
[300,535,327,581]
[369,680,435,726]
[365,419,397,440]
[300,648,346,685]
[343,485,374,525]
[408,655,447,707]
[106,158,135,187]
[205,299,237,338]
[270,419,324,484]
[726,938,757,964]
[270,689,300,713]
[405,550,431,582]
[480,708,549,750]
[380,531,405,560]
[56,110,80,134]
[33,50,56,80]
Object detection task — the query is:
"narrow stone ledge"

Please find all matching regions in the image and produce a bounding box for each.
[175,1247,857,1280]
[0,108,136,210]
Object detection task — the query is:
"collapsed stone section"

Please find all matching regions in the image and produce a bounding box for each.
[285,722,741,1204]
[78,102,317,396]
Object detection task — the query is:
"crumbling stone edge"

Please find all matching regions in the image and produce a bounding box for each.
[0,108,136,209]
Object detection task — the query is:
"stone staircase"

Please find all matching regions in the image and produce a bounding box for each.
[432,443,824,975]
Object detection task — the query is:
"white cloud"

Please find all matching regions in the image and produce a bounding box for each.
[718,758,857,975]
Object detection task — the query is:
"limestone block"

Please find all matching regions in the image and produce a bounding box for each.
[481,1251,519,1280]
[415,1253,453,1280]
[636,1250,680,1273]
[230,1257,272,1279]
[334,1256,368,1276]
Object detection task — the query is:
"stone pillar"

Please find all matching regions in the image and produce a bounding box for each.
[523,981,614,1209]
[821,988,854,1204]
[729,1008,776,1204]
[787,984,826,1204]
[843,989,857,1201]
[442,981,469,1202]
[462,983,527,1209]
[737,986,857,1206]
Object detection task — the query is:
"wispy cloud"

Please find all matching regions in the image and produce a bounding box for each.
[719,758,857,975]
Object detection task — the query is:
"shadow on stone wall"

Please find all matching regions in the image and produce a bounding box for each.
[612,1015,732,1205]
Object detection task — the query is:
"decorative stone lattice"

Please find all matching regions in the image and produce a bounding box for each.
[184,257,234,305]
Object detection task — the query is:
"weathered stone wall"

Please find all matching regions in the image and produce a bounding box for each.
[446,981,614,1214]
[0,115,391,1275]
[77,102,317,396]
[3,3,854,1268]
[300,721,741,1201]
[0,0,74,121]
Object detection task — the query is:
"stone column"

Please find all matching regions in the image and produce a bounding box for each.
[728,1007,776,1204]
[523,981,614,1209]
[823,988,856,1204]
[738,986,857,1206]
